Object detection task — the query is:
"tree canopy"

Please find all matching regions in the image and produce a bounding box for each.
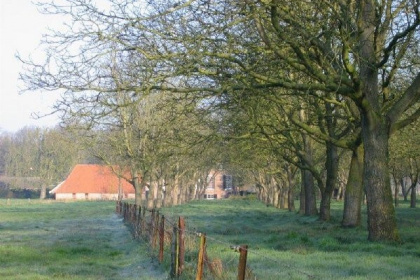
[17,0,420,242]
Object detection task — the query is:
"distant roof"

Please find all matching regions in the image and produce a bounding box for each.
[50,164,134,194]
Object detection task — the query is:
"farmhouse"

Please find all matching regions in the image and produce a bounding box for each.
[50,164,135,200]
[203,169,233,199]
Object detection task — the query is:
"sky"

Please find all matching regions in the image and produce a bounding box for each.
[0,0,60,133]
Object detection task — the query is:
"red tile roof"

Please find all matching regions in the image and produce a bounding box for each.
[52,164,135,194]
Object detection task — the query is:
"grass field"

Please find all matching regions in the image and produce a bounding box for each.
[0,199,166,280]
[1,198,419,280]
[159,197,420,280]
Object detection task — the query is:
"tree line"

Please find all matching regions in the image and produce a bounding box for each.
[0,127,81,198]
[14,0,420,242]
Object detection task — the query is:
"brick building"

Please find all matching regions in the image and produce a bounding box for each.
[203,169,233,199]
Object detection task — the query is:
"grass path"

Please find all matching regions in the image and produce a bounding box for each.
[0,200,167,280]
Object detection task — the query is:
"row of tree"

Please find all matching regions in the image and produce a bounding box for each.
[0,127,81,197]
[15,0,420,242]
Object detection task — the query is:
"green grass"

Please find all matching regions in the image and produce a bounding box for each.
[0,200,166,280]
[1,198,419,279]
[159,197,420,280]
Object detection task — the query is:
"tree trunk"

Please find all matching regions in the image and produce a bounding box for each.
[133,178,143,207]
[279,185,288,209]
[286,166,296,212]
[362,118,399,241]
[288,187,295,212]
[256,185,263,201]
[319,141,339,221]
[299,178,305,214]
[180,183,188,204]
[409,159,418,208]
[301,133,317,215]
[358,0,399,242]
[273,186,279,208]
[257,183,269,205]
[178,181,185,204]
[400,178,408,201]
[319,190,332,221]
[171,176,180,206]
[302,168,317,216]
[342,145,364,227]
[117,177,123,201]
[192,183,197,201]
[164,183,172,207]
[147,180,157,209]
[40,185,47,199]
[298,109,317,215]
[360,75,399,240]
[392,173,399,208]
[410,184,417,208]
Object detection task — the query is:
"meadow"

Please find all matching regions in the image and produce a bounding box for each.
[1,198,419,279]
[0,200,166,280]
[159,197,420,280]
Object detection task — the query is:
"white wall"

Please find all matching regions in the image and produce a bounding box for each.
[54,193,135,200]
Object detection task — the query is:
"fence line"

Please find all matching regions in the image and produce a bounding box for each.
[115,201,316,279]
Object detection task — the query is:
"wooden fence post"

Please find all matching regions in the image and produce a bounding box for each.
[150,209,155,245]
[132,204,137,224]
[237,245,248,280]
[123,202,128,221]
[116,200,120,214]
[159,215,165,263]
[122,202,125,219]
[126,203,130,221]
[170,225,179,278]
[178,217,185,275]
[136,206,143,237]
[152,211,159,249]
[141,206,146,236]
[196,233,206,280]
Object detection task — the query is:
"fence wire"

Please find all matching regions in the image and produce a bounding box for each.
[116,201,316,280]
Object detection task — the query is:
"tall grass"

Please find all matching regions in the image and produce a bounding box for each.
[159,197,420,280]
[0,200,166,280]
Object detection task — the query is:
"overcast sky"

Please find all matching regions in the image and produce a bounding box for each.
[0,0,60,133]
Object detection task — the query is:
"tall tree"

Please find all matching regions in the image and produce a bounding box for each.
[237,0,420,241]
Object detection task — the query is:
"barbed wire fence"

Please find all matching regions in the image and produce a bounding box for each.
[116,201,316,279]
